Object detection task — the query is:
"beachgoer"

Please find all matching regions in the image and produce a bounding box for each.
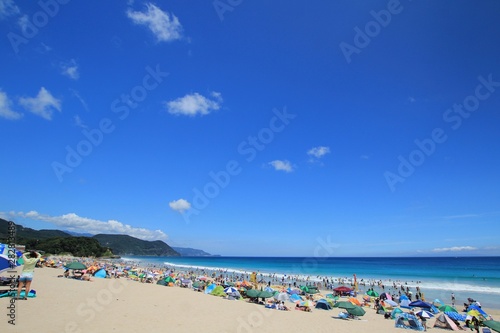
[16,250,42,300]
[451,292,455,306]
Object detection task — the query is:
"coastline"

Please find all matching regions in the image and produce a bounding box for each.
[130,255,500,310]
[2,256,499,332]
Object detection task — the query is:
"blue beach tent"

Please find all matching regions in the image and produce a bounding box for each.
[395,313,425,331]
[94,269,107,278]
[409,300,432,309]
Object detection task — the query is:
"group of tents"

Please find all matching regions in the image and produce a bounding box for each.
[388,297,498,332]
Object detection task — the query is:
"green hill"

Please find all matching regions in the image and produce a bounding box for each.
[93,234,180,256]
[0,218,72,243]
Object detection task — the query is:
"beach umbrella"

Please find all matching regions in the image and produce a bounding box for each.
[333,301,356,310]
[245,289,260,298]
[275,292,289,302]
[483,320,500,333]
[64,261,87,270]
[347,306,366,317]
[224,287,238,294]
[439,305,457,313]
[334,286,352,293]
[416,310,434,318]
[258,291,274,299]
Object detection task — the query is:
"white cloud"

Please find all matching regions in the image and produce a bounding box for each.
[61,59,79,80]
[0,90,22,120]
[166,92,222,116]
[13,211,168,241]
[73,115,87,129]
[432,246,477,253]
[269,160,294,173]
[307,146,330,159]
[169,199,191,213]
[70,89,89,112]
[19,87,61,120]
[0,0,20,19]
[127,3,182,42]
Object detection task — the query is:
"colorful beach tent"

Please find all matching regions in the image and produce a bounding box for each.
[409,300,432,309]
[210,285,226,297]
[94,269,107,278]
[391,308,404,319]
[439,305,458,313]
[395,313,425,331]
[348,297,361,306]
[333,301,356,310]
[289,294,302,302]
[347,306,366,317]
[444,312,466,322]
[315,299,332,310]
[205,284,217,294]
[367,290,379,297]
[399,295,410,308]
[433,313,460,331]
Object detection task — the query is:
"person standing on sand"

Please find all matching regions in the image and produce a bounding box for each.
[16,250,42,300]
[451,292,456,307]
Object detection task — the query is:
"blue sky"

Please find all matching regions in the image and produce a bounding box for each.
[1,0,499,257]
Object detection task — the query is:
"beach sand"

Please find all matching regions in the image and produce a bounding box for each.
[2,267,499,333]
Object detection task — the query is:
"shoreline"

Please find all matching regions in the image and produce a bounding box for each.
[2,256,499,332]
[122,256,500,310]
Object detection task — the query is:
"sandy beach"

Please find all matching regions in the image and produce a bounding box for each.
[2,263,499,333]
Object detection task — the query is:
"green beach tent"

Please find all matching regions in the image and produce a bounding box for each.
[347,306,366,317]
[439,305,458,313]
[333,301,356,310]
[210,285,226,297]
[483,320,500,333]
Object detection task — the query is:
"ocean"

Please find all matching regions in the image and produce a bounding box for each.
[120,256,500,310]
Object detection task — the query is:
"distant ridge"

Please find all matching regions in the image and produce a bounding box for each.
[92,234,180,257]
[172,247,215,256]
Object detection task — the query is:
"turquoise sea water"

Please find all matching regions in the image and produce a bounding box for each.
[122,256,500,309]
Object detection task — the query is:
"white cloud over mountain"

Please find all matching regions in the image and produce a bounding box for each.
[13,211,168,241]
